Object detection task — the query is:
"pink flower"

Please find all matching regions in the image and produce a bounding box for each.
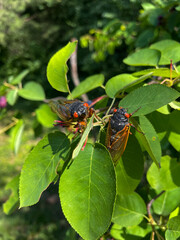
[0,96,7,108]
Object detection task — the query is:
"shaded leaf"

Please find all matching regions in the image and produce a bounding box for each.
[119,84,180,116]
[20,132,70,207]
[60,143,116,240]
[18,81,45,101]
[47,41,77,92]
[116,134,144,194]
[123,48,160,66]
[112,192,146,227]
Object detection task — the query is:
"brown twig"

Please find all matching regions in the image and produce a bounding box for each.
[147,190,165,224]
[70,38,89,102]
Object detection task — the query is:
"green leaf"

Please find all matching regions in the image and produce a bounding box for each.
[123,48,160,66]
[133,68,179,78]
[19,132,70,208]
[169,207,179,220]
[153,188,180,216]
[169,110,180,134]
[105,73,152,98]
[166,216,180,240]
[6,89,18,106]
[10,69,30,85]
[147,156,180,191]
[119,84,180,116]
[110,223,151,239]
[116,134,144,194]
[110,224,124,240]
[105,74,137,98]
[112,192,146,227]
[72,114,94,159]
[18,81,45,101]
[59,143,116,240]
[137,116,161,166]
[169,101,180,110]
[135,28,156,48]
[47,41,77,92]
[10,119,24,154]
[168,132,180,152]
[150,39,180,65]
[3,174,20,215]
[126,223,152,238]
[36,104,57,128]
[69,74,104,99]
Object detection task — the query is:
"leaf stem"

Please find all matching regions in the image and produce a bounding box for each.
[105,97,115,116]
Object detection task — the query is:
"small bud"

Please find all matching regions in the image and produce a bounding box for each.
[0,96,7,108]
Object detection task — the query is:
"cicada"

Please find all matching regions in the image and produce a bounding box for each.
[49,99,94,133]
[106,107,141,165]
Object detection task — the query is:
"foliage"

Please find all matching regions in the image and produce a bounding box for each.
[2,39,180,240]
[1,1,180,239]
[80,0,180,63]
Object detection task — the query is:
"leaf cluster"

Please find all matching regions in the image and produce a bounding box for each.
[3,40,180,240]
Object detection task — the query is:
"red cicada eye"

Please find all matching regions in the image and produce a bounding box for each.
[83,103,89,107]
[73,112,79,118]
[113,109,117,113]
[125,113,130,118]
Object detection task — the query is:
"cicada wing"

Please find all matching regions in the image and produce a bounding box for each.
[49,100,71,121]
[109,125,130,165]
[105,120,112,148]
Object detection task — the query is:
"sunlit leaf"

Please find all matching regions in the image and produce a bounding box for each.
[47,41,77,92]
[69,74,104,99]
[10,119,24,154]
[150,39,180,65]
[6,89,18,106]
[72,114,94,159]
[105,73,153,98]
[166,216,180,240]
[119,84,180,116]
[153,188,180,216]
[3,175,20,215]
[36,104,57,128]
[112,192,146,227]
[123,48,160,66]
[20,132,70,207]
[136,116,161,166]
[60,143,116,240]
[147,155,180,191]
[10,69,30,85]
[133,68,179,78]
[18,81,45,101]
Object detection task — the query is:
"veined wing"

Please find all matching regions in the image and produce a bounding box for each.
[109,125,130,165]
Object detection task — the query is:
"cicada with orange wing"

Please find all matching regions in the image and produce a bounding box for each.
[106,107,142,165]
[49,98,94,133]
